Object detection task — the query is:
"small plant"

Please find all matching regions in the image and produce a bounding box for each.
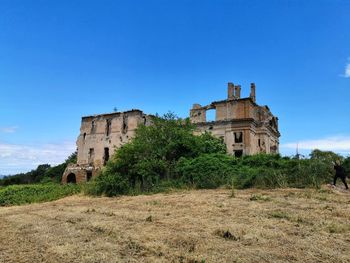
[146,200,161,206]
[327,223,350,234]
[249,194,271,202]
[145,215,153,222]
[268,210,290,220]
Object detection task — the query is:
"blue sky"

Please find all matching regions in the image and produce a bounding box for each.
[0,0,349,174]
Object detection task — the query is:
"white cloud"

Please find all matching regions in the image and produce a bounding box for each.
[345,63,350,78]
[0,126,18,133]
[0,141,76,175]
[282,135,350,155]
[342,58,350,78]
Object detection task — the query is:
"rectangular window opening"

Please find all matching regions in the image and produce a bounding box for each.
[91,120,96,133]
[122,115,128,134]
[104,147,110,165]
[234,132,243,143]
[88,148,94,165]
[106,119,112,136]
[86,171,92,181]
[206,109,216,122]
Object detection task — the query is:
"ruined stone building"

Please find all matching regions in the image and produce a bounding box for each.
[62,82,280,183]
[62,110,152,184]
[190,83,280,157]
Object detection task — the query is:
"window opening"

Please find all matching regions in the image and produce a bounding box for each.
[104,147,110,165]
[234,132,243,143]
[88,148,94,165]
[206,109,216,122]
[106,119,112,136]
[86,171,92,181]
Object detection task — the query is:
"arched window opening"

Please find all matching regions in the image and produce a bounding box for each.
[67,173,76,184]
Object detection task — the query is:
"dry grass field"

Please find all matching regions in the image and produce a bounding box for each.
[0,187,349,263]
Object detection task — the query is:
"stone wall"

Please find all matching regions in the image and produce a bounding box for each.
[190,82,280,157]
[62,110,152,183]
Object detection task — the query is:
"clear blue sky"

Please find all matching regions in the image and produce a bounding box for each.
[1,0,349,174]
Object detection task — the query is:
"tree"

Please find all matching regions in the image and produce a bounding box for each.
[309,149,342,163]
[97,113,226,193]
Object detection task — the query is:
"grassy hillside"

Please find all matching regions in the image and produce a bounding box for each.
[0,187,349,263]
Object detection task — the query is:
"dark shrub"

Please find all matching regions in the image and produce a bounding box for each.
[89,172,129,197]
[177,154,234,189]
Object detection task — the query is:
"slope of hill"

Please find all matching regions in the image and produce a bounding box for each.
[0,187,349,263]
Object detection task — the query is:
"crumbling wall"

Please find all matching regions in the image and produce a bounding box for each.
[62,110,152,184]
[189,82,280,156]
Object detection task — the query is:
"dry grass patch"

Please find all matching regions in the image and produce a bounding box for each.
[0,187,349,263]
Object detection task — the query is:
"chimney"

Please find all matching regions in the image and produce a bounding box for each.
[227,82,235,99]
[250,83,256,103]
[235,85,241,99]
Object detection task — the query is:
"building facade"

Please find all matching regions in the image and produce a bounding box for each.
[62,82,280,183]
[62,110,152,184]
[190,83,280,157]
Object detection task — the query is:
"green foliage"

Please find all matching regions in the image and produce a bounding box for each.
[343,156,350,174]
[84,114,341,196]
[194,132,227,155]
[310,149,342,163]
[85,172,129,197]
[177,154,234,189]
[0,183,80,206]
[93,113,227,195]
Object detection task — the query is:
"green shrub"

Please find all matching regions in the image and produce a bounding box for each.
[342,156,350,175]
[85,113,339,196]
[86,172,129,197]
[231,166,259,189]
[0,183,80,206]
[177,154,234,189]
[241,153,282,168]
[284,159,331,189]
[90,113,227,195]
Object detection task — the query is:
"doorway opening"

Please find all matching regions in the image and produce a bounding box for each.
[67,173,76,184]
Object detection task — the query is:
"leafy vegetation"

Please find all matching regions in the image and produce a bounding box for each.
[0,183,80,206]
[2,113,348,203]
[87,113,348,196]
[85,113,226,196]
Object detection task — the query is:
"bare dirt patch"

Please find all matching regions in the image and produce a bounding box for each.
[0,187,349,263]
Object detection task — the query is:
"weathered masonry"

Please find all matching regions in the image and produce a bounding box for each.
[62,82,280,183]
[190,83,280,157]
[62,110,152,184]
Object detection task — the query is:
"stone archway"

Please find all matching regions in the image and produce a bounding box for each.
[66,173,77,184]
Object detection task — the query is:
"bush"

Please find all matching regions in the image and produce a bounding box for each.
[0,183,80,206]
[343,156,350,175]
[177,154,234,189]
[86,113,339,196]
[86,172,129,197]
[92,113,227,195]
